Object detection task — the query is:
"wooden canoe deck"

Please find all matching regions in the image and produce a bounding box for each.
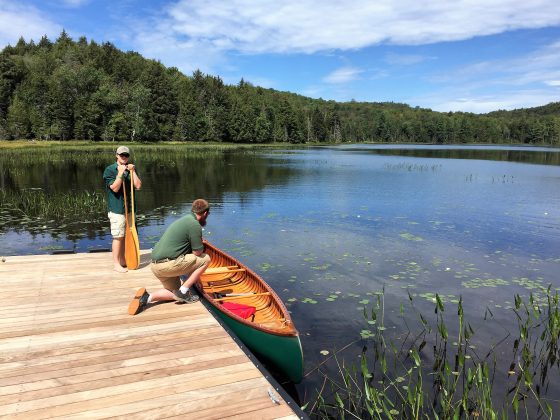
[0,251,302,419]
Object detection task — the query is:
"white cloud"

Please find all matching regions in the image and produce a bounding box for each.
[150,0,560,54]
[0,3,61,47]
[132,18,228,76]
[323,67,363,84]
[545,80,560,86]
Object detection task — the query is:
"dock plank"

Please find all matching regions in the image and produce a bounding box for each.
[0,252,301,419]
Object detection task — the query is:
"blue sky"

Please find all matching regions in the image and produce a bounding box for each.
[1,0,560,113]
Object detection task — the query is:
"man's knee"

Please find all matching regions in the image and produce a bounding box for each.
[159,276,180,291]
[199,253,211,267]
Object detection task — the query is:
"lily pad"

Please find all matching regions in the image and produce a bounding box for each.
[360,329,374,339]
[302,297,318,304]
[400,232,424,241]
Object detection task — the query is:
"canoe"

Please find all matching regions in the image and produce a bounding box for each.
[196,241,303,383]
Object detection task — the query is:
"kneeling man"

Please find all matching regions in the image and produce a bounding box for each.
[128,199,211,315]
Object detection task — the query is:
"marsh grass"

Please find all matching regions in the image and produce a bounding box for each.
[0,140,297,153]
[308,288,559,419]
[384,162,442,172]
[0,189,106,224]
[0,141,295,174]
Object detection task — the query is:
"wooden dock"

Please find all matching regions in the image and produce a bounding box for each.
[0,251,303,419]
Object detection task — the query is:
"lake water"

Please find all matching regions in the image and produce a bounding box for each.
[1,144,559,412]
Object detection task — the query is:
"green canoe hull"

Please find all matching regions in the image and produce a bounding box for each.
[208,304,304,383]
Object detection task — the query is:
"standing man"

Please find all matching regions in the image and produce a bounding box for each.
[128,199,211,315]
[103,146,142,273]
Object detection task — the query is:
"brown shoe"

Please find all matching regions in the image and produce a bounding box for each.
[128,288,149,315]
[173,288,200,304]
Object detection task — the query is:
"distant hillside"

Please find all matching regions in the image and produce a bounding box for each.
[488,102,560,118]
[1,31,559,145]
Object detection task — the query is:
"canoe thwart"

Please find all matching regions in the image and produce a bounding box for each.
[214,292,271,302]
[203,266,246,275]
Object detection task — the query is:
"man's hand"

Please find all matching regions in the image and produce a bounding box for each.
[117,164,127,175]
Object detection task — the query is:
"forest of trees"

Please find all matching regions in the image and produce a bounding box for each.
[1,31,559,145]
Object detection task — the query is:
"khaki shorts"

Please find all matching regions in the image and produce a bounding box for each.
[150,253,211,291]
[108,212,131,238]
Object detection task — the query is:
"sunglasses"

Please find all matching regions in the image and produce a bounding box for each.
[118,153,130,158]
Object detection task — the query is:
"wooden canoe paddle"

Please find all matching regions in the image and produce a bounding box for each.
[123,168,140,270]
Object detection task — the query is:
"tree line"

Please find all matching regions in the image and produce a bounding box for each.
[1,31,559,145]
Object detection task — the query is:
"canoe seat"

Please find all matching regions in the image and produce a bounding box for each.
[204,266,246,275]
[200,278,241,288]
[258,319,288,328]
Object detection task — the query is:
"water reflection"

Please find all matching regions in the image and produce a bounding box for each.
[0,147,298,240]
[327,144,560,165]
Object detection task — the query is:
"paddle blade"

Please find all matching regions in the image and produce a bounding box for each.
[124,226,140,270]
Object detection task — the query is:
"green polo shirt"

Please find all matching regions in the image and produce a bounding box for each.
[103,162,134,214]
[151,212,204,260]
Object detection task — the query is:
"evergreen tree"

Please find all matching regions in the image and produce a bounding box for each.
[0,54,24,124]
[126,83,151,141]
[254,108,272,143]
[6,94,31,138]
[228,97,256,142]
[311,107,327,142]
[139,61,178,140]
[46,64,77,140]
[38,35,53,50]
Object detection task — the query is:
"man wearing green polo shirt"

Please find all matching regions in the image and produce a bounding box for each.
[103,146,142,273]
[128,199,211,315]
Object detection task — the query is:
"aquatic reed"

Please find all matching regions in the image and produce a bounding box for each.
[0,189,106,223]
[309,288,559,419]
